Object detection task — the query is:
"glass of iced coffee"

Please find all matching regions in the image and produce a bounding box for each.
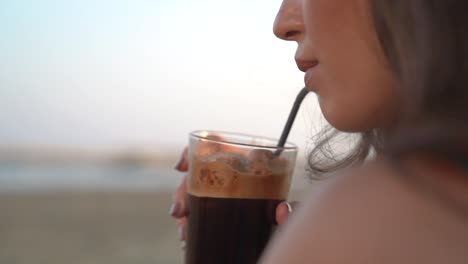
[185,130,297,264]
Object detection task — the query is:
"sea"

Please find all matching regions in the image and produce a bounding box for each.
[0,161,309,193]
[0,163,184,193]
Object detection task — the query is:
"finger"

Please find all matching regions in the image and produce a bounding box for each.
[174,147,189,172]
[176,217,187,241]
[275,201,299,225]
[170,176,189,218]
[275,202,290,225]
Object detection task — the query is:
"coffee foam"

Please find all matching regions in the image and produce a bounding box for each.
[188,153,292,200]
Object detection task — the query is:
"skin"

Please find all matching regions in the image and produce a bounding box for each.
[260,158,468,263]
[259,0,468,263]
[170,0,391,240]
[274,0,399,131]
[171,0,468,261]
[170,148,292,242]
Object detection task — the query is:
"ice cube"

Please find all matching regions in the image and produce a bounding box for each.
[244,149,274,176]
[196,161,236,187]
[193,134,247,159]
[267,156,289,173]
[247,149,274,163]
[215,152,249,171]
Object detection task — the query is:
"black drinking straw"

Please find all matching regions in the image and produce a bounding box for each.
[274,87,310,156]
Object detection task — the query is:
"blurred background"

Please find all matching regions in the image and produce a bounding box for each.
[0,0,323,263]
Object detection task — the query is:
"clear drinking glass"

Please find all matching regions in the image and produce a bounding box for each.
[185,130,297,264]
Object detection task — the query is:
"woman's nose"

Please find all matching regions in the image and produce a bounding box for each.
[273,0,304,41]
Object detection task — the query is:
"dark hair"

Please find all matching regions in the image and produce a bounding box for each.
[307,0,468,178]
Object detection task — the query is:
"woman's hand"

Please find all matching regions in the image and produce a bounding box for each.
[169,148,295,241]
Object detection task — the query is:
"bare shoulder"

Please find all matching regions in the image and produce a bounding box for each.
[260,160,468,264]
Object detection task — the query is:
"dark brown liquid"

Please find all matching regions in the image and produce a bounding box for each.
[185,194,282,264]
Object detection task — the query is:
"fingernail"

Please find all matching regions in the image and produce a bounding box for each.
[180,241,186,250]
[174,159,184,171]
[285,202,293,213]
[178,226,185,241]
[174,149,188,172]
[169,203,181,217]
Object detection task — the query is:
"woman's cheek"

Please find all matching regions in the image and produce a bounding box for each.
[316,83,372,132]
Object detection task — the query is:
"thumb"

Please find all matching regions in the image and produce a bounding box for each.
[174,147,189,172]
[275,201,298,225]
[170,176,188,218]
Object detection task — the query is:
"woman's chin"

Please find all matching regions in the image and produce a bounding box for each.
[325,117,369,133]
[320,101,374,133]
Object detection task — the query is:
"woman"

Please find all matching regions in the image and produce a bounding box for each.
[172,0,468,262]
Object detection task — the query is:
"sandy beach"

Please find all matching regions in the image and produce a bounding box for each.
[0,191,183,264]
[0,190,307,264]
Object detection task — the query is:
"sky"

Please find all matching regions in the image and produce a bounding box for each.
[0,0,323,152]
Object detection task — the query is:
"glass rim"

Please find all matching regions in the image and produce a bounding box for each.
[190,130,298,150]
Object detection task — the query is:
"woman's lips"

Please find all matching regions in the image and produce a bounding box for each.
[304,65,318,91]
[295,59,319,91]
